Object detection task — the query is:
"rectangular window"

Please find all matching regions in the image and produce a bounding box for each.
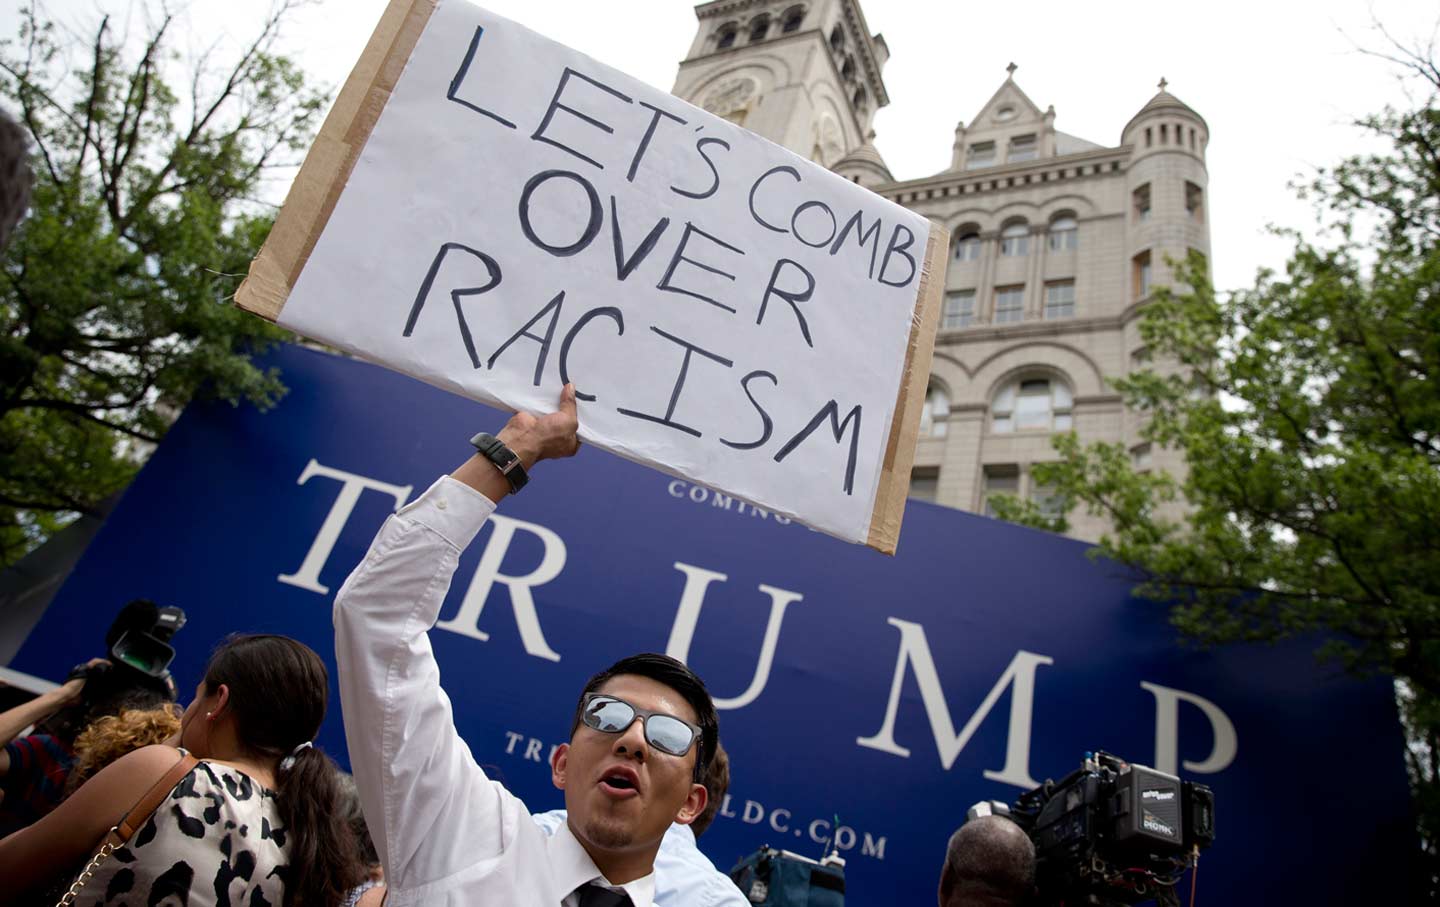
[1048,222,1078,251]
[1008,134,1037,163]
[1160,123,1168,144]
[1014,379,1052,430]
[982,465,1020,517]
[1132,443,1153,472]
[1044,280,1075,319]
[1145,127,1153,148]
[1185,181,1204,221]
[954,234,982,261]
[967,142,996,169]
[1189,127,1197,150]
[943,290,975,329]
[1133,184,1151,222]
[1000,228,1029,257]
[1133,251,1152,300]
[909,467,939,502]
[994,285,1024,323]
[1034,483,1066,521]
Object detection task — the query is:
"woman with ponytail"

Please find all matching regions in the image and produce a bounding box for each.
[0,634,362,906]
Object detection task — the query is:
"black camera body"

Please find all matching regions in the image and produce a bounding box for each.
[104,600,186,681]
[64,600,186,705]
[974,751,1215,907]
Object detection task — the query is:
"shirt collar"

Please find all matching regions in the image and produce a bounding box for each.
[547,820,657,907]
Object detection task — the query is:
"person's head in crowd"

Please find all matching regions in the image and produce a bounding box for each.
[551,653,718,879]
[337,770,383,880]
[39,602,178,745]
[183,634,361,907]
[688,740,730,838]
[0,107,32,252]
[62,704,181,796]
[938,815,1037,907]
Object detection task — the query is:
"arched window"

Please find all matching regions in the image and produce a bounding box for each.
[852,86,868,113]
[1000,222,1029,257]
[1048,215,1078,251]
[830,24,845,51]
[717,24,738,49]
[841,56,856,80]
[749,15,770,43]
[782,6,805,33]
[953,230,981,262]
[991,376,1073,433]
[920,383,950,437]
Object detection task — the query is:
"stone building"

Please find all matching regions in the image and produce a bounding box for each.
[675,0,1211,540]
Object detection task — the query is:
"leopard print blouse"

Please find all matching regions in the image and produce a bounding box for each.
[75,760,288,907]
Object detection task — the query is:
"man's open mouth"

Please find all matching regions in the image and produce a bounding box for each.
[598,768,640,797]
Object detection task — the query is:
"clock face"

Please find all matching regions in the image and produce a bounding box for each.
[703,78,758,116]
[996,105,1017,122]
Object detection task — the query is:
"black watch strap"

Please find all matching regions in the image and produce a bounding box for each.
[469,432,529,493]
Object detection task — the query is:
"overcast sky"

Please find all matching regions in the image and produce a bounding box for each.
[7,0,1437,291]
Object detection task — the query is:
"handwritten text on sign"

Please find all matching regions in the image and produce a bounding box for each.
[279,0,932,544]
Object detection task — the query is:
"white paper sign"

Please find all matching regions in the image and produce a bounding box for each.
[278,0,932,545]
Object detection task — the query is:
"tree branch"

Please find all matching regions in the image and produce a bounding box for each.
[75,15,112,198]
[121,0,298,233]
[19,398,164,443]
[0,488,96,515]
[109,14,173,221]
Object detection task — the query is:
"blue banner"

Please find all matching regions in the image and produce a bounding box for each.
[11,344,1414,904]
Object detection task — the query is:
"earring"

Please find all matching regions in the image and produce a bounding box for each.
[205,712,213,720]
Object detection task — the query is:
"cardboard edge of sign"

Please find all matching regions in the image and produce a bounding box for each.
[235,0,439,316]
[866,225,946,554]
[234,0,949,555]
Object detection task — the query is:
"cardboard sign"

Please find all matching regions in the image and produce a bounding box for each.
[236,0,946,551]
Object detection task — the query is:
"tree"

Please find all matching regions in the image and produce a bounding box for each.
[991,31,1440,898]
[0,2,325,566]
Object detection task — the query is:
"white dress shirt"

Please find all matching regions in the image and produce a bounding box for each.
[533,810,751,907]
[334,476,656,907]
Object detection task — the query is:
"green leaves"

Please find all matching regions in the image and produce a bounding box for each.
[0,1,320,566]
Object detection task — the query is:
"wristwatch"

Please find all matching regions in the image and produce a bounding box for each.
[469,432,529,493]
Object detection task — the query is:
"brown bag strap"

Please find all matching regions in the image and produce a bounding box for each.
[113,750,199,842]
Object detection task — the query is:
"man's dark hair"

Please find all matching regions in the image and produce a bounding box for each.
[0,107,33,252]
[939,816,1036,907]
[39,669,173,745]
[570,653,719,783]
[689,741,730,837]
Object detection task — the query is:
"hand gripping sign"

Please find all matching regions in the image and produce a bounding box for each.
[236,0,946,552]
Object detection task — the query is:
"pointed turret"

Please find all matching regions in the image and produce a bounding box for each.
[1122,79,1211,318]
[1122,79,1208,161]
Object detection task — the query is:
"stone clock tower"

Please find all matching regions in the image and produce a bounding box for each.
[671,0,890,169]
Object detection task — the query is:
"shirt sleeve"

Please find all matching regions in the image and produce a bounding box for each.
[0,737,39,794]
[333,476,521,891]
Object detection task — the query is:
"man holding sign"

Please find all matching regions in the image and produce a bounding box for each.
[335,384,720,906]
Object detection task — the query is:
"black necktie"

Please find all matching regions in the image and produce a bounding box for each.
[576,882,634,907]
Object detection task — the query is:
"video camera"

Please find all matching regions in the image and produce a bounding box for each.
[971,751,1215,907]
[68,599,187,695]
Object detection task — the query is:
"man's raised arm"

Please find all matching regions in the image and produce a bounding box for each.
[332,386,580,890]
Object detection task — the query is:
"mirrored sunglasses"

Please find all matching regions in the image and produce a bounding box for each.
[581,692,702,758]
